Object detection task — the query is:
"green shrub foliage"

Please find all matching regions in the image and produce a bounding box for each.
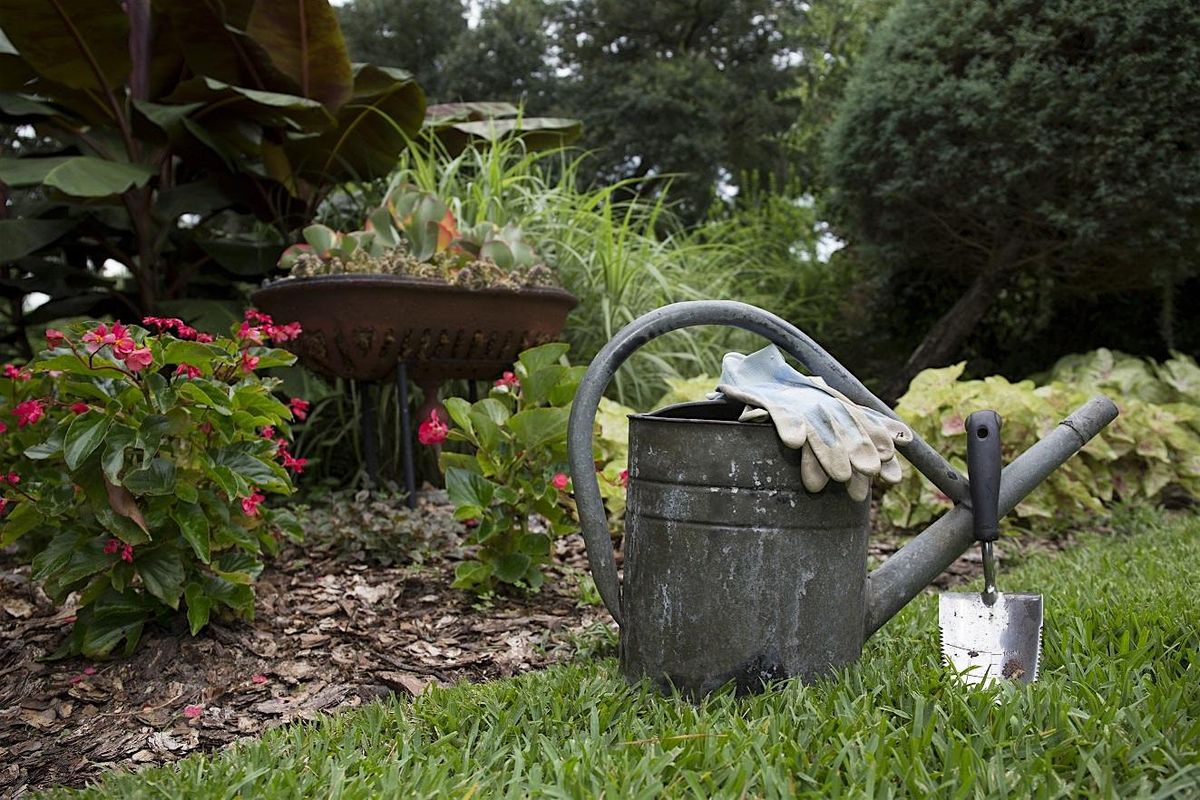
[825,0,1200,384]
[0,314,306,657]
[884,350,1200,530]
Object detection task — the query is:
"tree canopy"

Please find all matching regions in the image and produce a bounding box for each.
[825,0,1200,393]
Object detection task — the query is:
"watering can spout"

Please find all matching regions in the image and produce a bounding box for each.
[864,394,1118,635]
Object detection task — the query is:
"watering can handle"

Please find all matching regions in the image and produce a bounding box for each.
[566,300,970,626]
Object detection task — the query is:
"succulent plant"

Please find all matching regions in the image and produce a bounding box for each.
[277,186,559,290]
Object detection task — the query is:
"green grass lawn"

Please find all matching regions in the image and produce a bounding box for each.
[46,506,1200,799]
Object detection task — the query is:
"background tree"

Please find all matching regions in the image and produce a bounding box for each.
[335,0,467,101]
[825,0,1200,398]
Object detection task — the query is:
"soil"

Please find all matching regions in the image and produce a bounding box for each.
[0,496,1061,798]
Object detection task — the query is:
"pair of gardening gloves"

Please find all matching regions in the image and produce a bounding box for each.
[713,346,913,502]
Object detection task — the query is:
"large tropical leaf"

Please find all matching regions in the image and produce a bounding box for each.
[284,64,424,182]
[0,28,34,90]
[155,0,288,93]
[0,156,154,197]
[0,0,130,92]
[0,219,75,262]
[423,102,583,155]
[166,77,335,131]
[245,0,352,110]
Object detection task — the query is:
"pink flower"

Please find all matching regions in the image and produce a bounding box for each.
[81,323,109,353]
[261,426,276,439]
[70,402,90,414]
[619,469,629,488]
[103,538,120,555]
[289,398,310,421]
[5,472,19,485]
[199,421,214,435]
[0,421,7,434]
[237,323,265,345]
[174,363,202,380]
[83,666,96,676]
[240,351,260,374]
[3,364,30,381]
[241,490,265,516]
[196,333,214,343]
[281,452,307,473]
[183,704,203,719]
[0,498,8,514]
[175,324,198,340]
[463,518,479,528]
[244,309,274,326]
[142,316,183,332]
[417,409,448,446]
[251,673,268,685]
[45,329,65,348]
[552,472,570,490]
[267,321,302,343]
[12,399,45,427]
[494,371,519,389]
[121,543,134,563]
[123,347,153,372]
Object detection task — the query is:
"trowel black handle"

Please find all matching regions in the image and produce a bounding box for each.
[966,410,1002,543]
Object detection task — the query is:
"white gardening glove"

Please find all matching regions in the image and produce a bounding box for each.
[717,346,912,501]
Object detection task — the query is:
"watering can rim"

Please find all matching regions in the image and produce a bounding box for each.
[627,398,767,425]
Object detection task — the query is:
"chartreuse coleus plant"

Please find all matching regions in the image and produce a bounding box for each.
[0,312,310,658]
[436,343,588,593]
[884,349,1200,531]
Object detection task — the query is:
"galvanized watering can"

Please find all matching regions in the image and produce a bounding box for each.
[566,301,1118,697]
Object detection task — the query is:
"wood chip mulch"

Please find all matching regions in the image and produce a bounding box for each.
[0,505,612,797]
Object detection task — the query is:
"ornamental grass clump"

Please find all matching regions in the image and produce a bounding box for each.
[0,310,310,658]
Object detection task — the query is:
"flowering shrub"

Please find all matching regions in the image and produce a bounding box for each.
[0,311,308,658]
[437,343,585,592]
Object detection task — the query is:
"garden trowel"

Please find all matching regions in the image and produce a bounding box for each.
[939,410,1043,686]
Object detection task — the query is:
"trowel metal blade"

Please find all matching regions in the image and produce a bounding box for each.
[939,591,1043,686]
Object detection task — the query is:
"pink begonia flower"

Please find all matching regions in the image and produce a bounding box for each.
[261,426,276,439]
[5,472,19,485]
[103,538,120,555]
[174,363,202,380]
[240,351,260,373]
[289,397,310,421]
[552,472,570,490]
[111,336,137,358]
[237,322,265,344]
[45,329,65,348]
[0,498,9,514]
[196,332,214,343]
[183,704,203,719]
[619,469,629,488]
[142,316,182,333]
[123,347,153,372]
[241,490,266,516]
[4,363,30,381]
[244,309,273,326]
[268,321,302,343]
[81,323,109,353]
[12,399,45,427]
[251,673,268,685]
[417,409,448,446]
[0,421,8,434]
[121,543,134,563]
[70,402,90,414]
[494,371,519,389]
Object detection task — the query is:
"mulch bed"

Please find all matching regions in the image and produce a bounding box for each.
[0,495,1044,798]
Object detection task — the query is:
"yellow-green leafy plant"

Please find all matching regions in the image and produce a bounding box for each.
[884,350,1200,531]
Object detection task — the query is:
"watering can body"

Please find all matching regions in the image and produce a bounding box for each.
[566,301,1119,698]
[624,400,869,696]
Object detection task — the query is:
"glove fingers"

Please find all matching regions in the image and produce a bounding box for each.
[808,408,853,482]
[801,441,830,493]
[879,455,903,485]
[738,406,770,422]
[847,471,871,502]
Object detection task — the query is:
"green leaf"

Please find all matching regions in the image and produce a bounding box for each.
[522,364,566,406]
[177,380,233,415]
[123,458,177,495]
[63,410,113,470]
[443,397,474,438]
[517,342,570,374]
[23,424,66,460]
[0,218,75,261]
[214,551,263,583]
[171,502,211,564]
[197,238,284,277]
[0,0,130,91]
[508,407,569,452]
[492,552,532,584]
[31,530,82,581]
[184,582,212,636]
[232,386,290,420]
[212,449,289,493]
[0,156,155,197]
[136,544,186,610]
[445,467,497,518]
[451,560,492,590]
[101,424,136,484]
[0,503,45,546]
